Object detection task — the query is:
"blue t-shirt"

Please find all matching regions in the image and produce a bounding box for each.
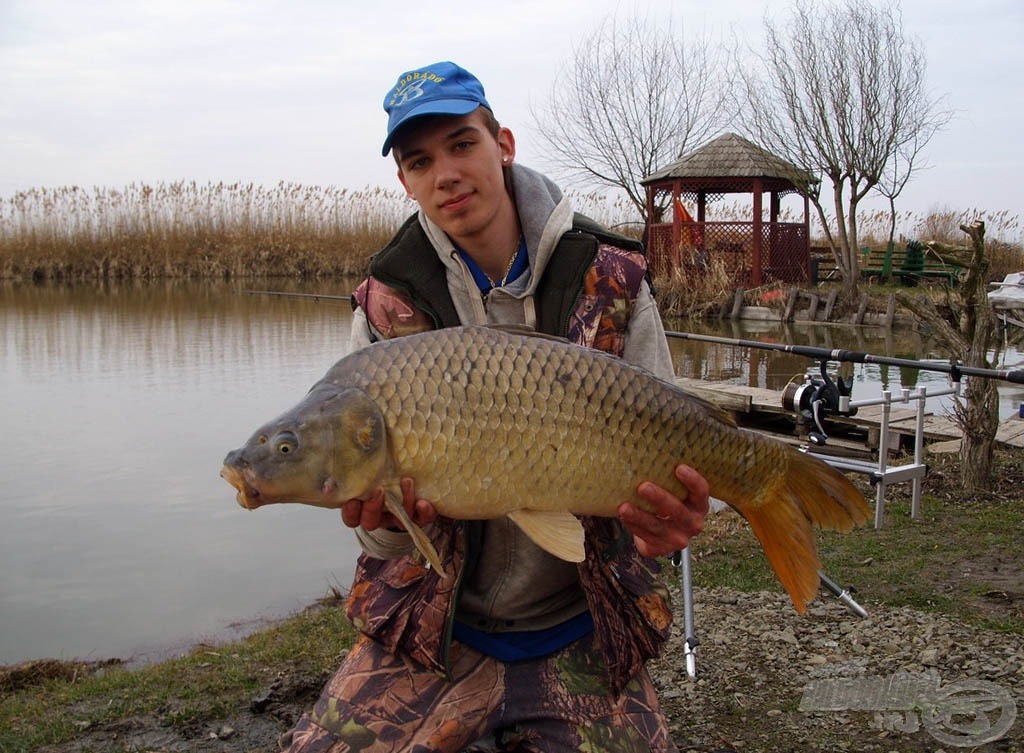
[453,611,594,662]
[457,236,529,294]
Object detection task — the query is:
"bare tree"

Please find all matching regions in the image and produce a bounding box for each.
[733,0,951,299]
[874,112,951,255]
[874,140,916,254]
[529,12,730,224]
[898,221,1001,490]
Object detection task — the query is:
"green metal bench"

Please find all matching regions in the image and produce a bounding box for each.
[860,241,965,285]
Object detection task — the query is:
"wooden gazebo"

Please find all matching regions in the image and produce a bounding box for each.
[642,132,817,286]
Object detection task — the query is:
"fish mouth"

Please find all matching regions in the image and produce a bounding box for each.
[220,465,266,510]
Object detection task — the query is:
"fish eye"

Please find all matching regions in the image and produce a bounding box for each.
[274,431,298,455]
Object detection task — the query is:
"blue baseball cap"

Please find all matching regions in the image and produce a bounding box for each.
[381,61,491,156]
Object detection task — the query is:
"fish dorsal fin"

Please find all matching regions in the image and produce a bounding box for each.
[485,324,570,344]
[506,509,586,563]
[678,387,739,427]
[382,490,447,577]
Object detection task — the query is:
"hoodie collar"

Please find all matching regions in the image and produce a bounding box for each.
[420,163,573,296]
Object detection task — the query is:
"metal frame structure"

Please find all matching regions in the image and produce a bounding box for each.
[810,381,962,528]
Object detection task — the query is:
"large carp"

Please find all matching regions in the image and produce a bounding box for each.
[222,325,869,612]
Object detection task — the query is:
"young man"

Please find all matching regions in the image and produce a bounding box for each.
[283,61,709,753]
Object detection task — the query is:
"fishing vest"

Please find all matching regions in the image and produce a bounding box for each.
[353,213,647,355]
[345,214,673,693]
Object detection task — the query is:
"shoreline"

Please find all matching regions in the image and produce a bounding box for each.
[0,586,350,678]
[0,593,345,688]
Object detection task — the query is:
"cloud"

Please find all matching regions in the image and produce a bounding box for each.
[0,0,1021,217]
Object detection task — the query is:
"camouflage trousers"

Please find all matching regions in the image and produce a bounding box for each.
[281,632,679,753]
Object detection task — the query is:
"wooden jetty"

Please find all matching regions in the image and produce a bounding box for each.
[674,377,1024,452]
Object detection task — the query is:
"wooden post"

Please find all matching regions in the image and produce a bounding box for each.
[751,178,763,287]
[783,287,799,321]
[854,293,870,324]
[823,289,839,321]
[717,295,731,320]
[730,287,745,319]
[670,186,680,259]
[884,294,896,327]
[806,293,820,321]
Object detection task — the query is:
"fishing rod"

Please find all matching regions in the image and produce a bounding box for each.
[663,330,1024,385]
[240,289,351,303]
[239,289,1024,384]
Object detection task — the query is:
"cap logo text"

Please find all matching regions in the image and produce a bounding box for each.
[389,72,445,107]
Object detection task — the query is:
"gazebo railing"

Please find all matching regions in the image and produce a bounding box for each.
[647,221,809,285]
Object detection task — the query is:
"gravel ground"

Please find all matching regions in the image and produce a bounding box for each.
[653,586,1023,753]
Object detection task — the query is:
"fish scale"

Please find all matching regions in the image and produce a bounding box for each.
[222,325,871,612]
[357,333,667,510]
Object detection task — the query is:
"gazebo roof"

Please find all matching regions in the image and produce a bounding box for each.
[641,132,816,186]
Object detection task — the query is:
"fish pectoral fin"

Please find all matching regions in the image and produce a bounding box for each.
[383,490,447,577]
[506,509,585,563]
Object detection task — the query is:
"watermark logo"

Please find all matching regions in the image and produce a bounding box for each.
[799,670,1017,746]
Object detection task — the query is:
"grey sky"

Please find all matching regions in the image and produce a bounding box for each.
[1,0,1021,222]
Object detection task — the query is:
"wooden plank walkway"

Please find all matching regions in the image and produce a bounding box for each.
[674,377,1024,450]
[995,415,1024,447]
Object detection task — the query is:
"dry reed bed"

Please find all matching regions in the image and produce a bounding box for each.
[0,183,415,281]
[2,184,1020,297]
[0,183,644,282]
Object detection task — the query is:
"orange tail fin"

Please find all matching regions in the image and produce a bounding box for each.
[742,452,870,613]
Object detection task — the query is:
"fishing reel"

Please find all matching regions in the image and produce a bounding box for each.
[781,360,856,446]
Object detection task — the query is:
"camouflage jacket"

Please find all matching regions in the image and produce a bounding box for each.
[346,215,673,693]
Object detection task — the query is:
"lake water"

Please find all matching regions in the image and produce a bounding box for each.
[1,281,361,665]
[2,281,1021,665]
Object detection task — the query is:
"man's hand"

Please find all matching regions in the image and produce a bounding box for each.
[618,464,710,558]
[340,477,437,531]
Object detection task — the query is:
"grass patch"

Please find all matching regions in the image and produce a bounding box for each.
[690,450,1024,635]
[0,600,355,752]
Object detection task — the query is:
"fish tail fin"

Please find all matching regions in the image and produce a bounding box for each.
[741,451,870,613]
[383,491,447,577]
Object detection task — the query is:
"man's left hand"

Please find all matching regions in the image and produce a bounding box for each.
[618,464,710,558]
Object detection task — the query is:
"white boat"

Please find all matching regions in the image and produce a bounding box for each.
[988,272,1024,310]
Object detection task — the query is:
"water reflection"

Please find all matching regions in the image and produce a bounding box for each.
[1,280,359,665]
